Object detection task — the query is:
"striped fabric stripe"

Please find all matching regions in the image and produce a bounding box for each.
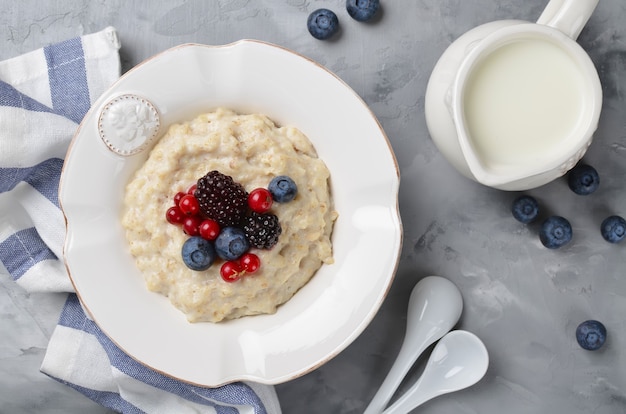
[0,158,63,206]
[0,227,57,280]
[0,80,54,113]
[0,37,90,123]
[44,37,91,124]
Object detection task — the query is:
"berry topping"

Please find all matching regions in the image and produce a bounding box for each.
[576,320,607,351]
[215,226,250,261]
[248,188,273,213]
[221,260,243,282]
[194,170,248,227]
[173,191,186,206]
[307,9,339,40]
[181,237,216,271]
[166,171,291,282]
[179,194,200,215]
[268,175,298,203]
[243,212,282,249]
[166,206,185,225]
[182,215,202,236]
[240,253,261,274]
[600,215,626,243]
[220,253,261,283]
[567,164,599,195]
[539,216,572,249]
[512,195,539,224]
[199,219,221,241]
[346,0,380,22]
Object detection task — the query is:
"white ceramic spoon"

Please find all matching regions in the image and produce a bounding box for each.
[382,330,489,414]
[364,276,463,414]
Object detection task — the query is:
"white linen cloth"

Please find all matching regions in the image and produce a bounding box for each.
[0,27,281,414]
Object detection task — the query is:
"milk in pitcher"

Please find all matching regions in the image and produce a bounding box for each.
[462,38,587,169]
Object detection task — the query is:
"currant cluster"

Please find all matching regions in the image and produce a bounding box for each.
[166,184,220,238]
[165,171,297,283]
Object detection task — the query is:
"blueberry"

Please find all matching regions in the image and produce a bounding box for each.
[307,8,339,40]
[346,0,380,22]
[512,195,539,224]
[181,237,216,271]
[215,227,249,260]
[539,216,572,249]
[268,175,298,203]
[576,320,607,351]
[567,164,599,195]
[600,215,626,244]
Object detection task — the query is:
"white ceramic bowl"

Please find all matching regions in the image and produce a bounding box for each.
[60,41,402,387]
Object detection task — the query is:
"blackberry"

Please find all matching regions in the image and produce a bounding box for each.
[243,212,282,249]
[194,171,248,227]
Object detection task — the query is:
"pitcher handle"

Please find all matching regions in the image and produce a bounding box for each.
[537,0,599,39]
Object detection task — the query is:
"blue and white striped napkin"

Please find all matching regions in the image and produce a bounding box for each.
[0,27,281,414]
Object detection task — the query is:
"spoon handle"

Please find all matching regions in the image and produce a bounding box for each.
[363,341,426,414]
[382,330,489,414]
[380,375,432,414]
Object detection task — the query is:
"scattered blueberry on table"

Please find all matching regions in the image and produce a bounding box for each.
[539,216,572,249]
[511,195,540,224]
[600,215,626,244]
[567,163,600,195]
[346,0,380,22]
[307,8,340,40]
[576,320,607,351]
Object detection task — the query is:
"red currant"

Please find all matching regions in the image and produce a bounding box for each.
[179,194,200,215]
[240,253,260,274]
[187,184,197,194]
[173,191,186,206]
[199,219,220,240]
[166,206,185,224]
[248,188,273,213]
[221,261,242,282]
[182,215,202,236]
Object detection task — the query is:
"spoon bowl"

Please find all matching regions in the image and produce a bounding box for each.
[382,330,489,414]
[364,276,463,414]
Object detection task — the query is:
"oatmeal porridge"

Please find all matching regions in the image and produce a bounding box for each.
[121,108,336,322]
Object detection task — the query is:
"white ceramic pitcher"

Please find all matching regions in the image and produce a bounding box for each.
[425,0,601,191]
